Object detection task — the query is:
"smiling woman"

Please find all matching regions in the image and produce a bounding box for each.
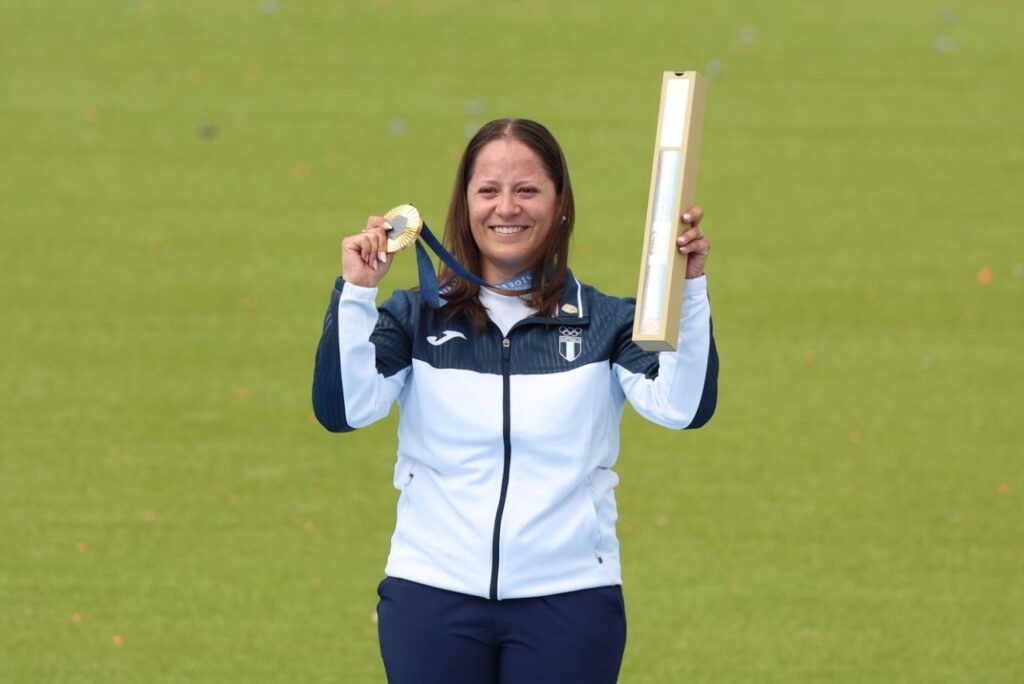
[468,139,558,281]
[311,118,719,684]
[440,119,576,329]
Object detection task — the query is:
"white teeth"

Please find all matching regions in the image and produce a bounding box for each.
[492,226,527,234]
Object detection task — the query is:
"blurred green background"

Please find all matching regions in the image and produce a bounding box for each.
[2,0,1022,681]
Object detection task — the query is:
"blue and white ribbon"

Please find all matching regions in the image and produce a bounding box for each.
[415,222,532,307]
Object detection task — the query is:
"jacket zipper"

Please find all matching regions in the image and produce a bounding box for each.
[489,336,512,600]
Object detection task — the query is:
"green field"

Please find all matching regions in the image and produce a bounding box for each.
[2,1,1022,681]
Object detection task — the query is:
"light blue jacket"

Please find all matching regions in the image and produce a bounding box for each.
[313,273,718,600]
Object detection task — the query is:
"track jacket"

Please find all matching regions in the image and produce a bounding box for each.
[312,271,718,600]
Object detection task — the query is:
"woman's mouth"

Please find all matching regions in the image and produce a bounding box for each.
[490,225,528,235]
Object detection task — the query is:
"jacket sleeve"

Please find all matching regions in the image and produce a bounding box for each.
[611,275,719,430]
[311,277,413,433]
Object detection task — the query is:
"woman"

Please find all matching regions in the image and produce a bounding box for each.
[312,119,718,683]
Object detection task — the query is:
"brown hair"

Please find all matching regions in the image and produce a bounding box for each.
[439,118,575,328]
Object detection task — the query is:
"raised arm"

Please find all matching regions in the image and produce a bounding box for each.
[311,280,413,432]
[612,276,718,429]
[611,206,718,429]
[311,216,412,432]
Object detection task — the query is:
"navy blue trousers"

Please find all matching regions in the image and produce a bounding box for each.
[377,577,627,684]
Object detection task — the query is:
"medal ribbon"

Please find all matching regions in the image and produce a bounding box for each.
[414,222,532,307]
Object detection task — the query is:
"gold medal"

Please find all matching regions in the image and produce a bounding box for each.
[382,203,423,253]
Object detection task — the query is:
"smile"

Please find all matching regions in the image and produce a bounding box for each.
[490,226,528,234]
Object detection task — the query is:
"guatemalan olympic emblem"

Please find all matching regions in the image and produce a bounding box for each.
[558,326,583,362]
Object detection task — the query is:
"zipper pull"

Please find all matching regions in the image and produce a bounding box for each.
[501,337,511,359]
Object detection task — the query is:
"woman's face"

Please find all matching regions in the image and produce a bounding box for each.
[466,138,559,285]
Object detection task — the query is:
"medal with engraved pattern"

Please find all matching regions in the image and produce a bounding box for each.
[382,203,423,254]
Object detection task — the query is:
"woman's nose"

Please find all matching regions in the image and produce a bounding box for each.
[497,191,520,217]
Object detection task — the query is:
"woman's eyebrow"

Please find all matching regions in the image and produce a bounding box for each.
[472,177,543,186]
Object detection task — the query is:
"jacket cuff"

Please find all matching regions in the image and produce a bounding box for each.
[684,274,708,299]
[335,276,378,301]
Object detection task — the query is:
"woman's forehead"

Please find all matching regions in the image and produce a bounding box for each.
[470,139,550,183]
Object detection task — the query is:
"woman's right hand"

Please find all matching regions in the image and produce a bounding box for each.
[341,216,394,288]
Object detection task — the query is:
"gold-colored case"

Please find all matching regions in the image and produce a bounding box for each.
[632,71,708,351]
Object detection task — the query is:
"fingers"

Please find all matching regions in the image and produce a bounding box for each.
[677,206,710,279]
[361,216,391,267]
[681,206,703,228]
[677,234,710,256]
[365,215,389,232]
[677,225,705,249]
[677,206,708,255]
[341,216,397,287]
[343,234,382,271]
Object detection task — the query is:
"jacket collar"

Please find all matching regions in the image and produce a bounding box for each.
[529,269,590,326]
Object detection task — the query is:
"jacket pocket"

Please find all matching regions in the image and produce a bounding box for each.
[585,477,605,560]
[395,459,418,517]
[586,469,619,562]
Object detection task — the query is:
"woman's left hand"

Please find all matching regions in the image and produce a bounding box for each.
[677,206,710,279]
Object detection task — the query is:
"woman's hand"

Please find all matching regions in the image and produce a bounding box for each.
[677,206,710,279]
[341,216,394,288]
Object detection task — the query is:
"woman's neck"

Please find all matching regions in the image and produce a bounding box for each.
[479,265,533,297]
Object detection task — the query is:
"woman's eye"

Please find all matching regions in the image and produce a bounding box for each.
[518,187,538,195]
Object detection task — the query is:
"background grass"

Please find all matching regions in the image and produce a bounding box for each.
[2,0,1022,681]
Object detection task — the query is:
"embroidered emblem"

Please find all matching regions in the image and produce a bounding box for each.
[426,330,467,346]
[561,303,579,315]
[558,326,583,362]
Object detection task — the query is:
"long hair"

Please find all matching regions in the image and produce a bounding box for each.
[439,119,575,328]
